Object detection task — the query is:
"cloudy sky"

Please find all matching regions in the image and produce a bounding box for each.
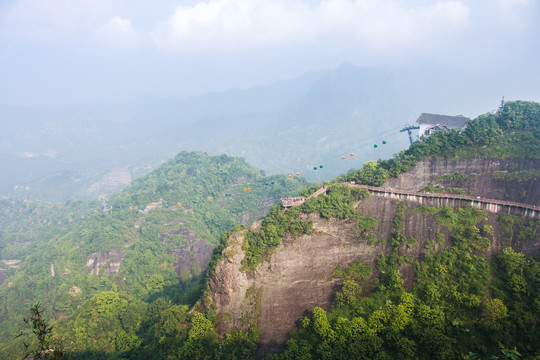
[0,0,538,106]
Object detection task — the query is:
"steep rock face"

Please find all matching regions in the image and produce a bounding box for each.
[208,214,383,354]
[167,238,214,281]
[383,157,540,205]
[85,248,126,275]
[207,196,540,356]
[160,226,214,281]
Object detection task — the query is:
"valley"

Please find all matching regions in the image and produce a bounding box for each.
[0,101,538,359]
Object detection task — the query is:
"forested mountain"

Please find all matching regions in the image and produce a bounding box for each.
[194,101,539,358]
[0,101,538,360]
[0,152,311,359]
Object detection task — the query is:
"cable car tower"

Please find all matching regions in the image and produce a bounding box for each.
[400,125,420,145]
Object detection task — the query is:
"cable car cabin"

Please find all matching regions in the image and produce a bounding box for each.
[280,196,307,208]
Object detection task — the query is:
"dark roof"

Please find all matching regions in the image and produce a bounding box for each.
[416,113,470,128]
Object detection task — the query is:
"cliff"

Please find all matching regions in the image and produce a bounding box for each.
[383,157,540,205]
[204,157,540,356]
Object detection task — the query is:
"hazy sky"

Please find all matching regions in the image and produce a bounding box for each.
[1,0,539,106]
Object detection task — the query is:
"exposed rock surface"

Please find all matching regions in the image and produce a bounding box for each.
[1,259,21,268]
[160,226,214,281]
[207,197,539,357]
[383,157,540,205]
[204,156,540,357]
[167,238,214,281]
[85,248,126,275]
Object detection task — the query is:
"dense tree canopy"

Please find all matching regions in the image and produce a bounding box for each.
[2,101,540,359]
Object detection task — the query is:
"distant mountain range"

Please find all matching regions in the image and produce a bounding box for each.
[0,60,523,201]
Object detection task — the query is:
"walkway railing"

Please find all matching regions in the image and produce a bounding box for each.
[280,183,538,218]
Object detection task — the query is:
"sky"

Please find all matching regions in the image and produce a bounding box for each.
[0,0,539,106]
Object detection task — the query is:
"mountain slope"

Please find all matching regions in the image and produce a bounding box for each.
[0,152,312,356]
[200,101,540,358]
[2,101,538,360]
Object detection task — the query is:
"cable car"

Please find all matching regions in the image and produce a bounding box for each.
[350,153,354,158]
[296,173,300,177]
[208,197,213,201]
[341,156,345,160]
[382,140,387,144]
[374,144,378,148]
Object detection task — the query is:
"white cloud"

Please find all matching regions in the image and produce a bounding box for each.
[0,0,120,40]
[94,16,139,51]
[152,0,470,52]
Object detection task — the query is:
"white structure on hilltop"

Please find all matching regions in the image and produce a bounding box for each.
[416,113,470,137]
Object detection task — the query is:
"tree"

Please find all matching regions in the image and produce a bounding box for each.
[17,303,67,360]
[177,312,218,360]
[480,298,508,331]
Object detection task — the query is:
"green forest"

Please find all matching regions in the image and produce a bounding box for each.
[1,101,539,359]
[0,152,311,359]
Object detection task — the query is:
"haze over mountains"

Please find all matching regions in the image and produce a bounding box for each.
[1,60,537,201]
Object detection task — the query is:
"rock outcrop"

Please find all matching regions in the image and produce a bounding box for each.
[383,157,540,205]
[205,157,540,357]
[85,248,126,275]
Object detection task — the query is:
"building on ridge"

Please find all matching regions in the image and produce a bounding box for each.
[416,113,470,137]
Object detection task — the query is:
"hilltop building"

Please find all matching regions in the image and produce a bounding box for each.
[416,113,470,137]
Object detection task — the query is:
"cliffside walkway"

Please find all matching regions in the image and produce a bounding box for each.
[280,185,329,207]
[281,183,539,219]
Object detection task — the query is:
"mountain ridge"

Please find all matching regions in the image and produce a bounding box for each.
[198,100,540,358]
